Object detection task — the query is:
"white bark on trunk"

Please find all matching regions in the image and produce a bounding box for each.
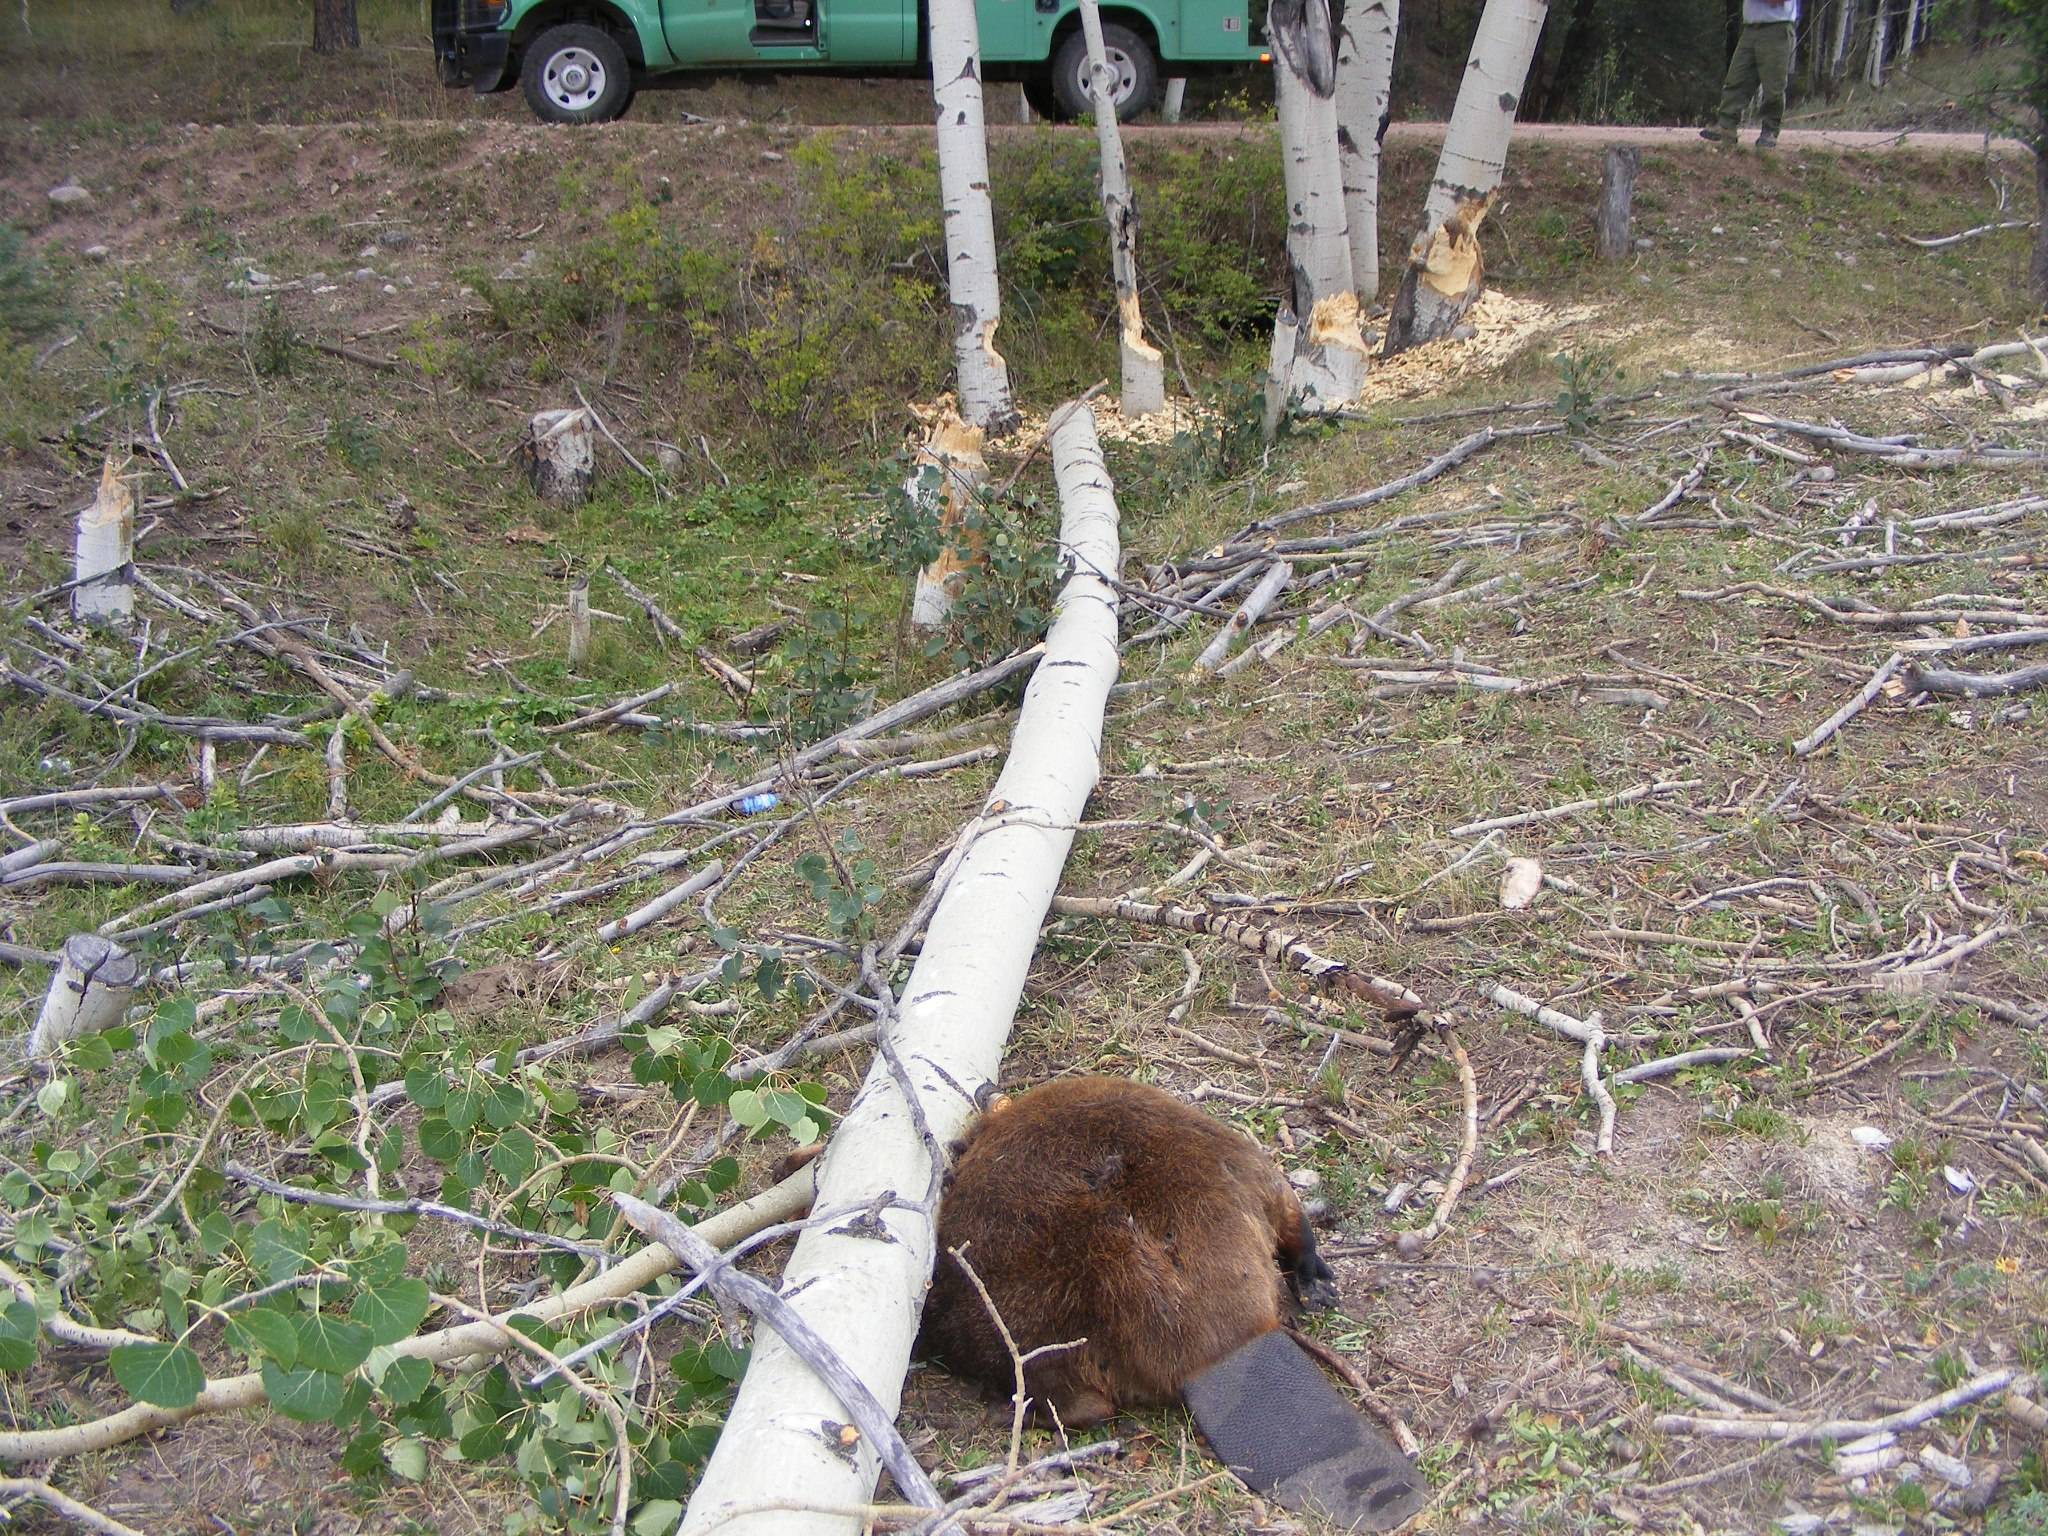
[677,403,1121,1536]
[1079,0,1166,416]
[30,935,140,1059]
[1270,0,1367,408]
[522,408,595,505]
[1162,77,1187,121]
[908,407,989,630]
[72,456,135,628]
[1383,0,1549,354]
[1334,0,1399,302]
[1263,306,1301,442]
[1830,0,1854,77]
[1866,1,1889,86]
[1899,0,1919,59]
[929,0,1019,437]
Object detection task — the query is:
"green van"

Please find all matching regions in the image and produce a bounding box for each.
[431,0,1268,124]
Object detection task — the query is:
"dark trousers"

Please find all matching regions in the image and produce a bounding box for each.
[1715,21,1792,135]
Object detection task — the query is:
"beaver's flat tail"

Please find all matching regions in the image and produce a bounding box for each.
[1181,1329,1426,1532]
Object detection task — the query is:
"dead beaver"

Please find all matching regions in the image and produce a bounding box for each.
[919,1074,1425,1530]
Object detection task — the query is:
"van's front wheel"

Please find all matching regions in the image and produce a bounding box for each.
[1049,23,1159,122]
[521,24,634,124]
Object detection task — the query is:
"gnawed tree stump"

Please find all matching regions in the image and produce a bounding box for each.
[909,406,989,630]
[1270,0,1368,409]
[567,577,593,669]
[1595,146,1639,263]
[1263,307,1301,443]
[73,456,135,628]
[520,408,596,506]
[1079,0,1166,416]
[30,935,140,1059]
[1383,0,1549,354]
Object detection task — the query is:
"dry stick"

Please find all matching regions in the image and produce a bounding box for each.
[1613,1047,1754,1085]
[941,1245,1087,1483]
[224,1164,608,1259]
[1906,660,2048,698]
[1680,582,2048,632]
[1653,1368,2019,1444]
[1635,439,1717,524]
[542,682,677,736]
[1243,423,1559,537]
[1791,652,1906,758]
[1903,219,2036,248]
[1048,894,1429,1024]
[1394,1026,1478,1255]
[1482,985,1614,1155]
[0,1480,146,1536]
[0,1260,153,1353]
[1448,779,1702,839]
[1188,559,1293,676]
[610,1193,944,1516]
[594,860,724,945]
[0,1167,816,1464]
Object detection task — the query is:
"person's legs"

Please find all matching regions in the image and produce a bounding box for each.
[1753,22,1790,142]
[1714,25,1761,135]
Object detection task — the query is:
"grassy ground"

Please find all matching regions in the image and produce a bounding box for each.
[2,57,2046,1536]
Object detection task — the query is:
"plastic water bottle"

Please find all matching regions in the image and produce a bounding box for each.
[734,792,779,815]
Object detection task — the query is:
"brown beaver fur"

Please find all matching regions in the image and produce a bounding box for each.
[918,1075,1336,1427]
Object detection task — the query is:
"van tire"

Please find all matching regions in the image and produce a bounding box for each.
[521,24,634,125]
[1049,23,1158,121]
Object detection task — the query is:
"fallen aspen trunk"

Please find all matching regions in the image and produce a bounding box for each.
[678,402,1121,1536]
[29,935,140,1059]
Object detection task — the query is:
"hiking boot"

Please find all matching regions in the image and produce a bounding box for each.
[1699,126,1732,144]
[1755,129,1780,150]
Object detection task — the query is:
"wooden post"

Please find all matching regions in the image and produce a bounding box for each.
[1594,146,1639,263]
[567,577,593,669]
[72,456,135,628]
[1161,77,1187,121]
[521,408,595,506]
[1078,0,1166,416]
[30,935,140,1059]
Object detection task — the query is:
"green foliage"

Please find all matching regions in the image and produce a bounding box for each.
[794,829,884,941]
[0,224,66,342]
[251,296,298,378]
[1552,346,1624,433]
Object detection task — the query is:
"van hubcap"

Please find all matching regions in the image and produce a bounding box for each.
[543,47,607,110]
[1076,46,1137,108]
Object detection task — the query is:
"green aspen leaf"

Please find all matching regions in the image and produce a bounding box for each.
[385,1436,429,1481]
[404,1067,449,1110]
[788,1114,820,1147]
[633,1502,683,1535]
[66,1034,115,1071]
[350,1278,430,1346]
[417,1115,462,1164]
[294,1312,373,1375]
[0,1300,41,1372]
[489,1125,537,1186]
[35,1079,69,1117]
[111,1342,205,1409]
[227,1306,299,1366]
[703,1156,741,1194]
[727,1089,768,1129]
[262,1361,345,1422]
[380,1354,433,1406]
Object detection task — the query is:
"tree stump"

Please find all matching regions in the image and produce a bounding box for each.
[1595,146,1640,263]
[520,408,596,506]
[909,408,989,630]
[30,935,140,1059]
[73,455,135,628]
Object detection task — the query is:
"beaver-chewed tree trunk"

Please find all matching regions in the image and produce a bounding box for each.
[676,401,1121,1536]
[1334,0,1399,302]
[929,0,1017,439]
[521,408,596,506]
[1079,0,1166,415]
[1270,0,1368,409]
[908,406,989,630]
[1382,0,1549,354]
[30,935,140,1060]
[72,455,135,628]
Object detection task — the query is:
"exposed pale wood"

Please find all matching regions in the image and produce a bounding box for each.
[29,935,140,1059]
[521,408,595,505]
[1078,0,1165,415]
[72,456,135,627]
[908,406,989,630]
